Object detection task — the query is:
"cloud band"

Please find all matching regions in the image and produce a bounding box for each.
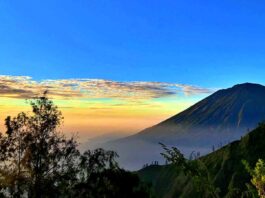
[0,75,213,100]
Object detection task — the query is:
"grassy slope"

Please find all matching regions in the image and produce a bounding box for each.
[138,124,265,198]
[138,165,190,198]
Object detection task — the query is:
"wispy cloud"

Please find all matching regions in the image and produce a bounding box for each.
[0,75,213,100]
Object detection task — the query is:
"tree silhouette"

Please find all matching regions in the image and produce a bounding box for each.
[160,143,220,198]
[0,95,153,198]
[0,95,79,197]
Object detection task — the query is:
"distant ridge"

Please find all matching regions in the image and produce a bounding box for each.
[103,83,265,169]
[136,82,265,140]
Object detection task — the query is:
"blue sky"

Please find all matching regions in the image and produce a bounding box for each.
[1,0,265,88]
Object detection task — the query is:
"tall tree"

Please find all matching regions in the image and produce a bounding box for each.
[0,95,79,197]
[0,95,154,198]
[160,143,220,198]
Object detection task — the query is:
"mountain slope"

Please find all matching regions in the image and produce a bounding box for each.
[137,83,265,141]
[104,83,265,169]
[138,123,265,197]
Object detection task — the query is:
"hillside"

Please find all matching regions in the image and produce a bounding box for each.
[138,123,265,197]
[104,83,265,169]
[138,83,265,140]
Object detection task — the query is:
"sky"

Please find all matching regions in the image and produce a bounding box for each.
[0,0,265,140]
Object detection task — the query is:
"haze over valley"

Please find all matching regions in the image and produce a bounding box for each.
[2,1,265,197]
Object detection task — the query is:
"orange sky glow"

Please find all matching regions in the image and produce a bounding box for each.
[0,75,213,142]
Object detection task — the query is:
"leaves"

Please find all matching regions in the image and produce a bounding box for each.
[0,95,153,198]
[246,159,265,198]
[160,143,220,198]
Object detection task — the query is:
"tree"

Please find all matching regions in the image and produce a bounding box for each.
[0,95,154,198]
[243,159,265,198]
[0,95,79,197]
[0,113,29,197]
[73,148,153,198]
[251,159,265,197]
[160,143,220,198]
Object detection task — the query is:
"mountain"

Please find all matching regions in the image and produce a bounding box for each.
[103,83,265,170]
[138,123,265,197]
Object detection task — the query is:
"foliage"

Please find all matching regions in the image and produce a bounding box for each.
[160,143,220,198]
[139,123,265,198]
[251,159,265,197]
[243,159,265,198]
[0,95,153,198]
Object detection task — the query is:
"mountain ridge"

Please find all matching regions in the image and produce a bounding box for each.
[103,83,265,169]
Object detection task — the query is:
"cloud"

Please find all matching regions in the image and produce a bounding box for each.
[179,84,215,96]
[0,75,213,100]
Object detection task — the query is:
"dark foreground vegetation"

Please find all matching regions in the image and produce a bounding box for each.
[139,123,265,198]
[0,96,154,198]
[1,95,265,198]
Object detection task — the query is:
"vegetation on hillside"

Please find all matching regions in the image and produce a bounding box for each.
[139,123,265,198]
[160,143,220,198]
[243,159,265,198]
[1,93,265,198]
